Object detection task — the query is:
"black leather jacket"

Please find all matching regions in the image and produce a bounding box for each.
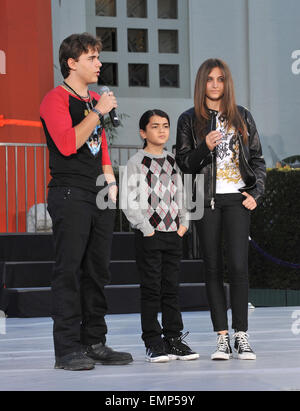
[175,105,266,208]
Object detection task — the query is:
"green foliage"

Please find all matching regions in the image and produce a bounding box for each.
[249,168,300,290]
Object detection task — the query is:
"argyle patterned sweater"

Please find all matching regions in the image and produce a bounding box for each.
[121,149,189,236]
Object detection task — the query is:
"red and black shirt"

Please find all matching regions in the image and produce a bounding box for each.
[40,86,111,193]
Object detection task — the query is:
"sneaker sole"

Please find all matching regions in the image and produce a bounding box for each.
[146,355,170,363]
[234,352,256,360]
[54,364,95,371]
[211,353,232,361]
[96,358,133,365]
[168,354,200,361]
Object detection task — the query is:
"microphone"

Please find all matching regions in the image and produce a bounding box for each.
[99,86,120,127]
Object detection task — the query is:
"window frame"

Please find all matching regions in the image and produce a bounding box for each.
[86,0,190,98]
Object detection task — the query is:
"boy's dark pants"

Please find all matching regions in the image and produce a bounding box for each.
[134,230,184,347]
[47,186,115,358]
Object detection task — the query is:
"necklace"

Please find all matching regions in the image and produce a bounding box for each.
[63,81,94,112]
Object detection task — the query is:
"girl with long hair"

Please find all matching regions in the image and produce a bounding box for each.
[176,59,266,360]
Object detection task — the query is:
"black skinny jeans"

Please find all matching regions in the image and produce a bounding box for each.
[195,193,250,332]
[134,230,184,347]
[47,186,115,357]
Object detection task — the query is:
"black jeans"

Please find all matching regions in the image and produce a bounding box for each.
[47,186,115,357]
[134,230,184,347]
[195,193,250,332]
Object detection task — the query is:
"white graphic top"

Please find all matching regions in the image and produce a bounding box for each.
[215,114,244,194]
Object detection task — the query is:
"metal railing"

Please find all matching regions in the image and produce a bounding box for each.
[0,142,141,233]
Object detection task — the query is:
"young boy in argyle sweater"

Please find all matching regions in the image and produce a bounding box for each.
[122,110,199,363]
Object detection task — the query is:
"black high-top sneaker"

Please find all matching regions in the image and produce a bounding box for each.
[164,332,200,361]
[211,333,232,360]
[233,331,256,360]
[145,343,170,363]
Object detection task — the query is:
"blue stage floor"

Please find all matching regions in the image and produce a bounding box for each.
[0,307,300,391]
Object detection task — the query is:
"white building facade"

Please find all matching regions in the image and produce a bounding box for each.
[51,0,300,166]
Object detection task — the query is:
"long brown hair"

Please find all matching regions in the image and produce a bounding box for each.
[194,58,248,143]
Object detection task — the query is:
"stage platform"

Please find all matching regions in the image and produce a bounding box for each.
[0,306,300,392]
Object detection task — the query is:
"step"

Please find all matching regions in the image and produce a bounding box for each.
[1,283,230,318]
[111,233,135,260]
[0,233,54,262]
[0,233,137,262]
[109,260,204,284]
[111,233,195,260]
[1,260,204,288]
[1,261,54,288]
[0,232,195,262]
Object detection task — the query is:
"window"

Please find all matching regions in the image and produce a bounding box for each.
[96,27,117,51]
[160,65,179,87]
[95,0,116,16]
[98,62,118,86]
[129,64,149,87]
[158,0,178,19]
[86,0,190,97]
[127,0,147,18]
[128,29,148,53]
[158,30,178,53]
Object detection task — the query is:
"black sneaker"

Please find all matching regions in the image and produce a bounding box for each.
[145,344,170,363]
[164,332,200,361]
[55,351,95,371]
[211,333,232,360]
[233,331,256,360]
[86,342,133,365]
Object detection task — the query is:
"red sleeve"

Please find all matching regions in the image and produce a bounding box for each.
[89,91,112,166]
[101,129,112,166]
[40,87,77,157]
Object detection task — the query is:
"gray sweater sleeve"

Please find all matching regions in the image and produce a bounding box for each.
[121,158,155,236]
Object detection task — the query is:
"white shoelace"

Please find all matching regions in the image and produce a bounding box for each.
[233,331,252,351]
[216,334,230,352]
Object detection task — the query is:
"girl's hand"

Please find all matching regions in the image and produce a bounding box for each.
[206,130,223,151]
[177,225,188,237]
[242,192,257,210]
